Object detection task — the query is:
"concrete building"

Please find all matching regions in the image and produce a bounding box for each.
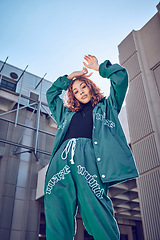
[0,62,56,240]
[0,58,143,239]
[118,2,160,240]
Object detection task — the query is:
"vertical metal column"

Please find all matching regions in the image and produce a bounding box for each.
[13,107,36,155]
[34,77,44,158]
[0,56,9,84]
[0,56,9,73]
[15,65,28,127]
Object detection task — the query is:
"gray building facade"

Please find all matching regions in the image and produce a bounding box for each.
[0,63,57,239]
[118,3,160,240]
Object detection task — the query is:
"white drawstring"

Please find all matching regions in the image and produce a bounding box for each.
[61,138,76,164]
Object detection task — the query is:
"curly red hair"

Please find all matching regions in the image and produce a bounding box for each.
[65,76,104,112]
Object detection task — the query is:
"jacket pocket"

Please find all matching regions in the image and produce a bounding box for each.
[113,134,132,157]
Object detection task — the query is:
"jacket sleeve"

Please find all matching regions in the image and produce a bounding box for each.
[99,60,128,113]
[46,75,72,124]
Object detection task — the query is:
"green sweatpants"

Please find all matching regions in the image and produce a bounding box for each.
[44,138,120,240]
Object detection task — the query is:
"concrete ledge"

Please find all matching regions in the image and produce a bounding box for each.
[0,89,18,111]
[36,164,48,200]
[47,116,57,129]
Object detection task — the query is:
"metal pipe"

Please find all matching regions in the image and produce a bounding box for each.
[0,101,38,117]
[15,65,29,127]
[15,75,24,127]
[0,117,56,137]
[16,65,29,83]
[34,101,40,155]
[34,77,43,156]
[41,105,55,122]
[0,95,48,117]
[13,107,36,154]
[0,138,51,156]
[20,94,48,106]
[13,150,32,155]
[35,73,47,89]
[0,56,9,73]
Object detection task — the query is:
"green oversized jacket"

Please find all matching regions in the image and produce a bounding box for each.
[46,60,139,186]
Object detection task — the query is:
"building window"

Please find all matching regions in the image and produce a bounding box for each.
[0,78,16,92]
[29,92,39,104]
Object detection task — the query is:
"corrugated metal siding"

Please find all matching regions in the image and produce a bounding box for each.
[0,63,51,106]
[126,75,153,143]
[16,73,50,105]
[0,61,22,80]
[118,31,137,65]
[137,169,160,240]
[123,53,141,81]
[132,134,160,173]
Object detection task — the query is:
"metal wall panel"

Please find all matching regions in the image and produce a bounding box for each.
[0,62,51,106]
[137,169,160,240]
[140,13,160,69]
[126,75,153,143]
[118,31,137,65]
[123,53,141,81]
[132,134,160,173]
[0,61,22,80]
[16,73,51,106]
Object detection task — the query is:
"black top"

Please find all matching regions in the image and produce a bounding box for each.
[63,101,94,142]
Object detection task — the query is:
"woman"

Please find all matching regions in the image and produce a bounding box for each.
[44,55,139,240]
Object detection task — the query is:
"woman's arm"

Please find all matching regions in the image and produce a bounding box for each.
[46,76,71,124]
[83,55,128,113]
[99,60,128,113]
[46,67,93,123]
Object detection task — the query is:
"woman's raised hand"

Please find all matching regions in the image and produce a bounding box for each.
[67,54,99,80]
[67,67,93,80]
[83,55,99,71]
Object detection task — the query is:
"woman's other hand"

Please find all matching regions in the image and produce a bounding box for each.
[83,55,99,71]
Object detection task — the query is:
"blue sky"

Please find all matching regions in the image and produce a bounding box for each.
[0,0,158,94]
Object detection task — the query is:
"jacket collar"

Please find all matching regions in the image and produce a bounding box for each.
[97,96,106,103]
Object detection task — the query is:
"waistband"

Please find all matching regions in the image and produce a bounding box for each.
[61,138,92,165]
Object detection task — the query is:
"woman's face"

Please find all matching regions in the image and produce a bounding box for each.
[72,80,92,104]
